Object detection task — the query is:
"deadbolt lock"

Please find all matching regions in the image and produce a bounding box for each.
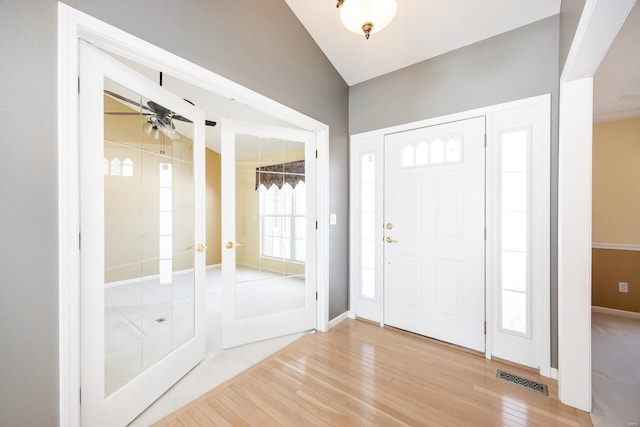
[386,223,393,230]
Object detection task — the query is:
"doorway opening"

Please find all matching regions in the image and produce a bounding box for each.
[58,4,330,426]
[349,95,551,375]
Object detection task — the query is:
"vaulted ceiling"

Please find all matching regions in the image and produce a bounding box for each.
[284,0,561,86]
[285,0,640,122]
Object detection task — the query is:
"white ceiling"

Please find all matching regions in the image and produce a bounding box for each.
[593,1,640,123]
[284,0,561,86]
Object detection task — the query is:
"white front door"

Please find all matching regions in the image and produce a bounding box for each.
[79,42,206,426]
[221,119,317,348]
[383,117,486,352]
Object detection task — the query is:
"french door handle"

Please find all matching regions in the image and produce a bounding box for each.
[225,241,243,249]
[196,243,207,252]
[385,236,397,243]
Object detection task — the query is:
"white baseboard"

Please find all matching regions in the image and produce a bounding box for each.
[592,305,640,320]
[592,243,640,251]
[347,311,356,319]
[206,264,221,270]
[550,368,558,380]
[328,311,349,328]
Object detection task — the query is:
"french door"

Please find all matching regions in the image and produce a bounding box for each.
[383,117,486,352]
[221,119,317,348]
[79,42,206,426]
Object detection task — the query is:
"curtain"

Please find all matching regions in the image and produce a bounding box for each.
[255,160,305,190]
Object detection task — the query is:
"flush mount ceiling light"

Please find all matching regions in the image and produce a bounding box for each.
[336,0,397,40]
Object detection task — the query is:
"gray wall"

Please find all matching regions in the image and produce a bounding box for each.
[559,0,588,73]
[349,16,560,368]
[0,0,349,425]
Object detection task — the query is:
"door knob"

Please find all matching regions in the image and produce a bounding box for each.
[196,243,207,252]
[385,236,397,243]
[225,241,234,249]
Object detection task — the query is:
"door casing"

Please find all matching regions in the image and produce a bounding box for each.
[58,4,330,426]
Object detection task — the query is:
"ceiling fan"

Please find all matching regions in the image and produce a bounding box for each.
[104,73,216,141]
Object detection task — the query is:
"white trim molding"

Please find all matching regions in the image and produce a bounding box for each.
[328,312,350,328]
[592,306,640,320]
[58,3,330,426]
[592,243,640,251]
[558,0,636,412]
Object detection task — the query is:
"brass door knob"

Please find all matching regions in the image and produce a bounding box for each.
[196,243,207,252]
[225,241,234,249]
[385,236,397,243]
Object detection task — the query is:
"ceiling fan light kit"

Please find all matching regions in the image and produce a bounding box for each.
[336,0,397,40]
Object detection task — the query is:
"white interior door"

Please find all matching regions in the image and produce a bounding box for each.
[221,119,317,348]
[79,42,206,426]
[384,117,486,352]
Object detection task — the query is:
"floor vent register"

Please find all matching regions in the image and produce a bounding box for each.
[496,369,549,396]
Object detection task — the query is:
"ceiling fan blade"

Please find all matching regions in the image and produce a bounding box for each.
[173,115,217,127]
[172,114,193,124]
[104,112,153,116]
[104,90,153,112]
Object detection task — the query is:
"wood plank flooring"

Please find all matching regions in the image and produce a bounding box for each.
[153,319,592,426]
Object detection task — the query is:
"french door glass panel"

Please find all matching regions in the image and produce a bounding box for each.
[104,79,197,396]
[80,42,205,427]
[236,134,306,319]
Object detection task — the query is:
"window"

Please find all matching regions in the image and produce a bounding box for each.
[360,153,376,299]
[110,157,121,176]
[400,135,463,168]
[158,163,173,284]
[122,158,133,177]
[499,128,530,335]
[259,182,306,263]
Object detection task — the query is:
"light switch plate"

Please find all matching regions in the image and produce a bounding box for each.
[619,282,629,293]
[329,214,337,225]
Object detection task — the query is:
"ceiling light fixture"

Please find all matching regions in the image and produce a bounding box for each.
[336,0,397,40]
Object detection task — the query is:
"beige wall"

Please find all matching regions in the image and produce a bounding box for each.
[206,148,222,266]
[592,249,640,312]
[592,117,640,244]
[592,117,640,312]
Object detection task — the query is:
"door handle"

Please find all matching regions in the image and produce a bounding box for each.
[385,236,397,243]
[196,243,207,252]
[225,241,243,249]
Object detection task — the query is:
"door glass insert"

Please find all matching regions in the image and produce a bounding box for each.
[235,134,306,320]
[103,79,195,396]
[499,128,530,336]
[360,153,377,299]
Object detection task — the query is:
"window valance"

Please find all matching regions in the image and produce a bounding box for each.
[255,160,305,190]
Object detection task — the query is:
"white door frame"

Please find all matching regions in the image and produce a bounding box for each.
[557,0,636,411]
[349,94,551,376]
[57,4,330,426]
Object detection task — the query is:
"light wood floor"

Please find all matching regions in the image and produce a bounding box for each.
[153,319,592,426]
